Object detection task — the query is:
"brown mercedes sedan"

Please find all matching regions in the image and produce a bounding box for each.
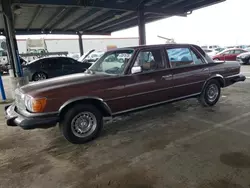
[5,44,246,144]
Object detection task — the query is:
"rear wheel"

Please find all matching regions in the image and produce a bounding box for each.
[59,104,103,144]
[199,79,221,107]
[32,72,47,81]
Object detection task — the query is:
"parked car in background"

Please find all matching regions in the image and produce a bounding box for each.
[1,56,27,74]
[237,51,250,65]
[244,47,250,52]
[203,48,225,58]
[68,53,80,60]
[78,50,104,64]
[214,47,225,53]
[212,48,247,61]
[201,45,220,50]
[23,56,91,81]
[203,49,217,57]
[6,44,246,144]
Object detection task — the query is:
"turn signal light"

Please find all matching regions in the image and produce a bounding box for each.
[32,98,47,113]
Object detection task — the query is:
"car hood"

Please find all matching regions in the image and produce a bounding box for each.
[20,72,111,94]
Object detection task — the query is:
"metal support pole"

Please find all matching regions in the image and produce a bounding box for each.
[0,74,6,101]
[78,34,84,56]
[2,1,28,99]
[2,0,22,77]
[3,31,15,76]
[138,8,146,45]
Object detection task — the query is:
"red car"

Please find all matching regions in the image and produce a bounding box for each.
[213,48,247,61]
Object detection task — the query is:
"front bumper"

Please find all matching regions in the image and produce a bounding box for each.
[5,104,59,130]
[225,74,246,87]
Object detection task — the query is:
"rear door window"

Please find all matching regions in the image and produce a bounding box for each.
[166,47,205,68]
[166,48,192,68]
[234,50,244,54]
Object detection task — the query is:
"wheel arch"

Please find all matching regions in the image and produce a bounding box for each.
[59,97,112,118]
[202,74,225,91]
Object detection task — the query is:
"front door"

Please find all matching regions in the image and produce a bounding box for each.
[117,47,174,111]
[46,58,63,78]
[165,46,210,98]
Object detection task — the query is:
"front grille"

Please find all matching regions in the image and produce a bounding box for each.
[15,89,26,110]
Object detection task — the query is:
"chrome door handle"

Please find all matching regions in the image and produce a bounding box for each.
[202,68,209,71]
[162,75,172,79]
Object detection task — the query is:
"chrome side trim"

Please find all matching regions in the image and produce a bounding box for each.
[59,96,112,115]
[126,87,172,98]
[173,80,205,88]
[112,93,200,116]
[225,74,240,79]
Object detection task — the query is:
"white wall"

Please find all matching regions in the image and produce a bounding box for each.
[17,38,139,54]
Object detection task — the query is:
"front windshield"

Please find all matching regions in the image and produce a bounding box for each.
[89,49,134,75]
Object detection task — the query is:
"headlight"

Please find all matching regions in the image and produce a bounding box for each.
[24,95,47,113]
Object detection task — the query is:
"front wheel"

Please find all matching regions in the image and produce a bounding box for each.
[59,104,103,144]
[199,79,221,107]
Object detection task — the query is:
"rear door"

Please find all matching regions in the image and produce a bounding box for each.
[224,50,235,61]
[165,46,209,98]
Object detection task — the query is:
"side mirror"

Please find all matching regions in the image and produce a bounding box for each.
[131,66,142,74]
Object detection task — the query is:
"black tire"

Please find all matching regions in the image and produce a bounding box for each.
[214,58,220,61]
[59,104,103,144]
[199,79,221,107]
[32,72,47,81]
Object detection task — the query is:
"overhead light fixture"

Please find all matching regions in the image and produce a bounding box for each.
[12,5,22,15]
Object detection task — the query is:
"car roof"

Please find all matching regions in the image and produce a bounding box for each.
[27,56,74,64]
[107,44,199,52]
[216,48,245,55]
[37,56,73,61]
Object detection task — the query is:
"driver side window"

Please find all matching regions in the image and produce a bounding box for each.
[133,49,164,73]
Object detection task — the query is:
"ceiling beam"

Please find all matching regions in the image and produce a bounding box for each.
[26,5,44,30]
[49,7,78,30]
[103,17,140,33]
[61,8,100,31]
[101,14,167,33]
[76,11,122,31]
[91,12,138,32]
[182,0,225,11]
[2,29,110,35]
[12,0,185,15]
[162,0,186,8]
[41,7,67,30]
[87,11,136,31]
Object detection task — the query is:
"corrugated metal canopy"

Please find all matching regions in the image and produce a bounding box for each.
[0,0,225,35]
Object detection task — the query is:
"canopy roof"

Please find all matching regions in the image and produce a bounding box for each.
[0,0,225,35]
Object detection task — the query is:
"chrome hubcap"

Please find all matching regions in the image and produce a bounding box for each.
[35,73,46,81]
[207,84,219,102]
[71,112,97,138]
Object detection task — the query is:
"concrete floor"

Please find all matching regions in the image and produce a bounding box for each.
[0,66,250,188]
